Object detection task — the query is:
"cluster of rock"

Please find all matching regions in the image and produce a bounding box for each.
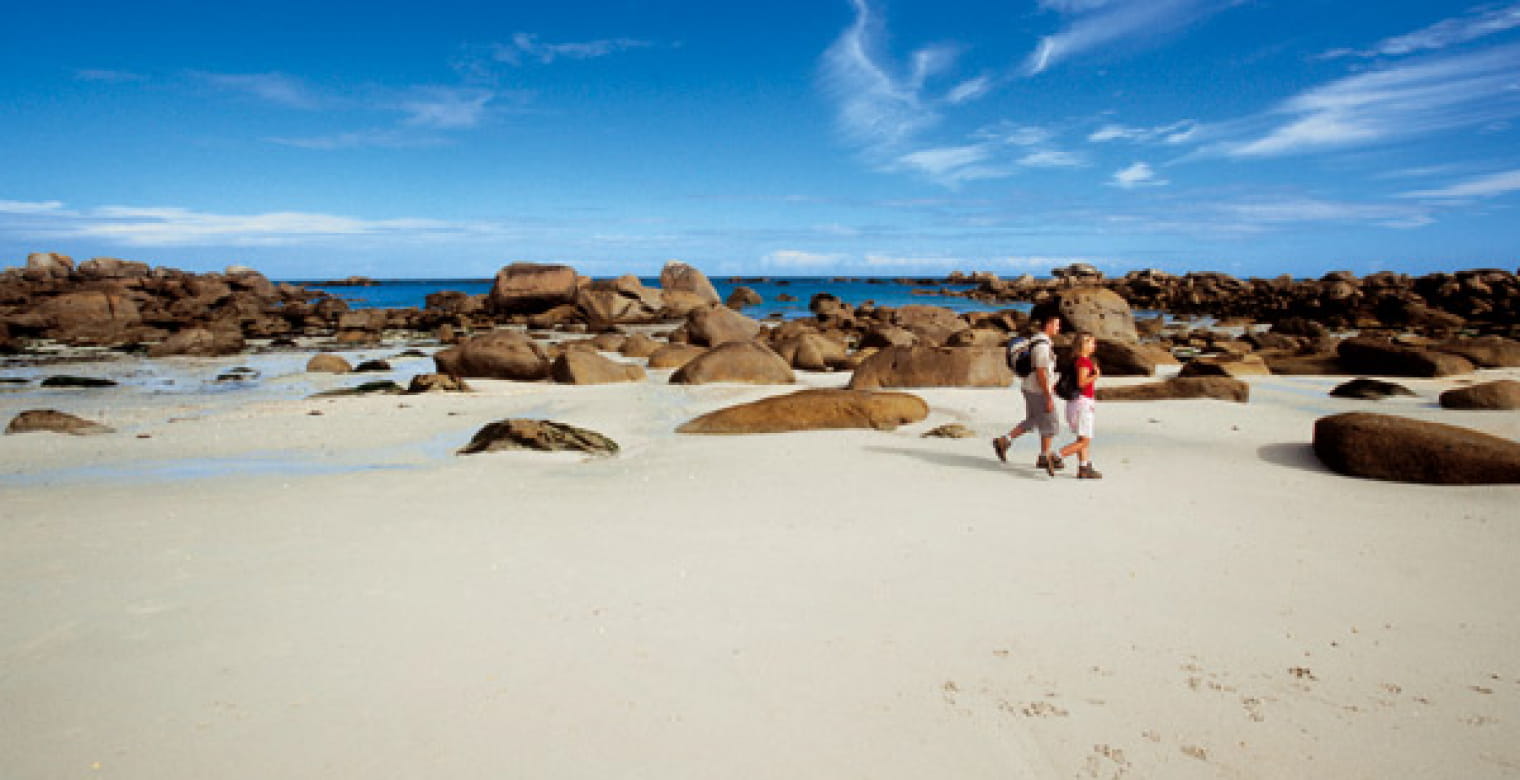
[954,265,1520,336]
[0,252,358,355]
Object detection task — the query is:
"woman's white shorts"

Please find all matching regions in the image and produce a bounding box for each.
[1065,397,1095,439]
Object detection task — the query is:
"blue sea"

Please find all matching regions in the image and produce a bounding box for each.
[292,277,1031,319]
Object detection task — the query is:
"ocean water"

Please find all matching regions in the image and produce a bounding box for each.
[295,277,1030,319]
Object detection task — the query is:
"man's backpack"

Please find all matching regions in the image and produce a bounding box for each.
[1006,336,1034,378]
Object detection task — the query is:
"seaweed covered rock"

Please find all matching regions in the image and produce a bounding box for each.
[457,419,618,456]
[676,389,928,434]
[1313,412,1520,484]
[5,409,114,435]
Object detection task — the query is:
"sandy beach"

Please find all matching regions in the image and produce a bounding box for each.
[1,343,1517,779]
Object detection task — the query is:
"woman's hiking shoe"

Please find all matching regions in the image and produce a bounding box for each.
[1077,464,1103,479]
[992,436,1009,463]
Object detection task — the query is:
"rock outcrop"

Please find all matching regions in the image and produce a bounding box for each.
[676,389,929,433]
[1338,337,1475,378]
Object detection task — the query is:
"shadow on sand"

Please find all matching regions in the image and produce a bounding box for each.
[865,444,1047,480]
[1257,442,1333,475]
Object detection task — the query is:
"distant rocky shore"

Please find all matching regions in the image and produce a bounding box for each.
[3,253,1518,387]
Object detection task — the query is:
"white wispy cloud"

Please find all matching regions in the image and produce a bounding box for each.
[193,71,328,110]
[1214,43,1520,158]
[761,249,847,269]
[1025,0,1236,75]
[491,33,652,66]
[1018,150,1085,168]
[1111,161,1167,188]
[266,129,447,150]
[1215,197,1433,229]
[820,0,943,154]
[75,69,145,83]
[0,199,69,214]
[1088,120,1196,144]
[1400,167,1520,199]
[0,200,504,247]
[1321,2,1520,59]
[945,75,993,105]
[398,86,495,129]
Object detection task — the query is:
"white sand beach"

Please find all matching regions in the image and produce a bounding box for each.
[2,351,1518,778]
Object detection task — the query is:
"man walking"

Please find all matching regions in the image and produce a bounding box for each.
[993,310,1064,475]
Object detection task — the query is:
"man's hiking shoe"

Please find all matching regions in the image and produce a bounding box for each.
[1037,454,1056,476]
[993,437,1009,463]
[1078,464,1103,479]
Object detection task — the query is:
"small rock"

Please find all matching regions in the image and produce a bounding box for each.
[354,359,392,372]
[40,376,118,388]
[922,423,976,439]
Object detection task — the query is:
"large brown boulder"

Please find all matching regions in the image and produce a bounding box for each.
[676,389,929,434]
[6,409,114,435]
[647,343,708,370]
[1313,412,1520,484]
[1439,380,1520,410]
[1434,336,1520,368]
[32,290,143,343]
[685,304,761,347]
[1054,287,1138,343]
[660,261,720,305]
[669,341,795,385]
[1094,339,1156,377]
[457,419,619,456]
[146,327,244,357]
[847,346,1011,390]
[1338,337,1475,377]
[487,263,579,314]
[773,332,849,371]
[1096,376,1249,403]
[432,330,550,380]
[550,350,647,384]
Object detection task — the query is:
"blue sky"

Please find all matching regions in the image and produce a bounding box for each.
[2,0,1518,279]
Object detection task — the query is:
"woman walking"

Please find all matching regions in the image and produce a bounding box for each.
[1057,332,1102,479]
